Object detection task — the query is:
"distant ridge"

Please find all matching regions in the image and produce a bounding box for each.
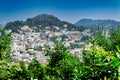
[5,14,120,32]
[75,19,120,29]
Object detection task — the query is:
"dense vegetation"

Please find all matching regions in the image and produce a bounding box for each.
[0,27,120,80]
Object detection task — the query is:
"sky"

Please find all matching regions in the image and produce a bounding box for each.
[0,0,120,25]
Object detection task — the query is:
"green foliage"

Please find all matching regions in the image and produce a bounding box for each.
[56,53,81,80]
[9,61,30,79]
[109,28,120,51]
[44,41,68,67]
[28,58,46,79]
[82,46,119,80]
[93,27,120,52]
[0,29,12,79]
[84,27,120,79]
[93,27,111,51]
[43,41,81,80]
[0,29,12,60]
[0,60,11,79]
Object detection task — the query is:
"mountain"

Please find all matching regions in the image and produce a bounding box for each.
[5,14,81,32]
[75,19,120,29]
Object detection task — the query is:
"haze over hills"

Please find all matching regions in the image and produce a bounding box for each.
[75,19,120,29]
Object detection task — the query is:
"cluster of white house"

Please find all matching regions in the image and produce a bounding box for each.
[10,25,91,64]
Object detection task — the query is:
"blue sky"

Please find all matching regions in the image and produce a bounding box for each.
[0,0,120,25]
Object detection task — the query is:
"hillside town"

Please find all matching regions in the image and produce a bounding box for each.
[9,25,92,64]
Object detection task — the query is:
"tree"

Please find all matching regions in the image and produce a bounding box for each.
[28,58,46,79]
[81,27,120,80]
[0,29,12,60]
[43,41,81,80]
[0,29,12,79]
[82,42,119,79]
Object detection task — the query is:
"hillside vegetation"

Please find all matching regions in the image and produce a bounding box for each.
[4,14,85,32]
